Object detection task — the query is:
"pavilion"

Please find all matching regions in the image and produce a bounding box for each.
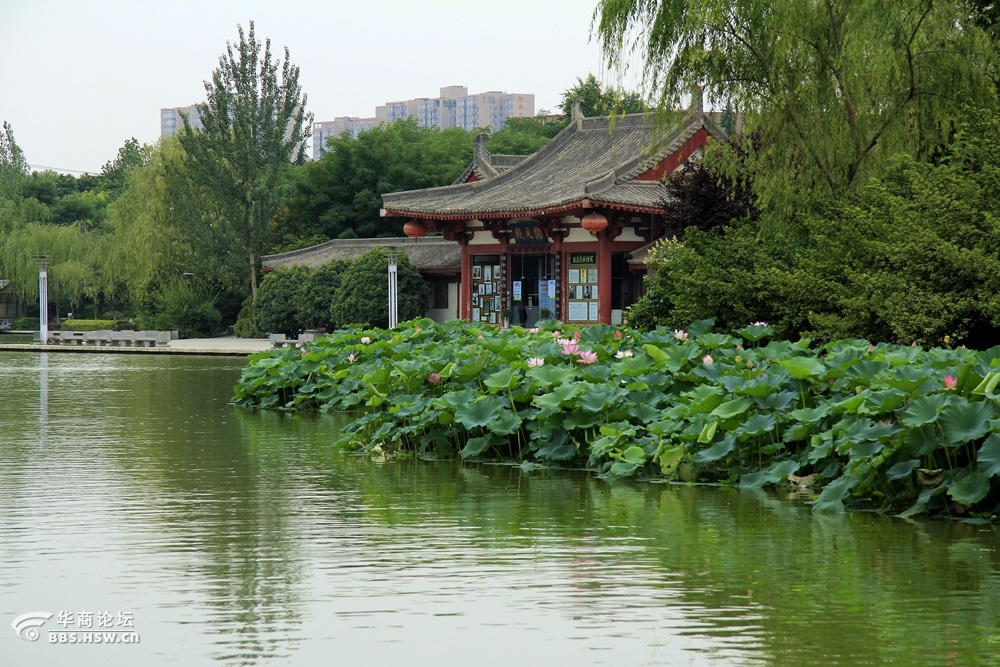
[382,103,726,326]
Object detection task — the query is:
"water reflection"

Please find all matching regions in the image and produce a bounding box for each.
[1,352,999,666]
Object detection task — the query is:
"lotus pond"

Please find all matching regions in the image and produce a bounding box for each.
[235,319,1000,519]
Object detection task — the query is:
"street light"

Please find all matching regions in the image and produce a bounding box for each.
[34,255,48,344]
[386,246,398,329]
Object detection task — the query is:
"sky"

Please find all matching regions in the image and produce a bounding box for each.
[0,0,629,175]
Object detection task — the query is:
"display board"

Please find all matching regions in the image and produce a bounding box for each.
[566,253,598,322]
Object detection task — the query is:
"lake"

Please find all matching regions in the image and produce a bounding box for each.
[1,351,998,666]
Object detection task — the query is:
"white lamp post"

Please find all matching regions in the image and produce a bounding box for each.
[35,255,48,344]
[387,246,398,329]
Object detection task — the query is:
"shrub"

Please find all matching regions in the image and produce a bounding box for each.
[12,317,39,330]
[298,260,349,331]
[234,296,264,338]
[139,280,222,338]
[254,265,312,336]
[331,248,428,329]
[60,319,117,331]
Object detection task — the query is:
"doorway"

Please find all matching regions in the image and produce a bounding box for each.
[509,253,557,327]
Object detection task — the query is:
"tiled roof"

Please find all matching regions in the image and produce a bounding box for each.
[262,237,460,272]
[384,112,724,219]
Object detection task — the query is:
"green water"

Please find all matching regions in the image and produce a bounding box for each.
[0,351,998,666]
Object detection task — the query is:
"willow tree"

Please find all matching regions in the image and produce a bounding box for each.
[594,0,998,211]
[179,21,312,300]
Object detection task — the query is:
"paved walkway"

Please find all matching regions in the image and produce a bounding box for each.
[0,335,273,356]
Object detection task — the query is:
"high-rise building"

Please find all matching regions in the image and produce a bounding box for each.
[160,105,202,137]
[312,117,381,157]
[312,86,535,159]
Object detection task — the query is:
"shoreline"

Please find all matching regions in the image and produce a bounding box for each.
[0,336,271,357]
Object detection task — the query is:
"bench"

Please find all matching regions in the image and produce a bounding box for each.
[46,329,174,347]
[269,332,319,348]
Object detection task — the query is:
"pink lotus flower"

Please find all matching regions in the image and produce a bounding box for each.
[552,330,561,339]
[556,338,573,346]
[348,353,357,363]
[751,321,768,327]
[614,330,623,340]
[576,350,598,364]
[527,357,545,368]
[561,342,580,356]
[703,354,714,365]
[360,336,371,344]
[427,372,442,385]
[944,375,957,390]
[529,327,540,334]
[615,349,633,359]
[674,329,688,342]
[573,330,581,341]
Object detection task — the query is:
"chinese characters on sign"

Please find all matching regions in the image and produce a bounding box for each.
[509,222,549,244]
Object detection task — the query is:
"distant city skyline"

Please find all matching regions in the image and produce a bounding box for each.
[0,1,621,174]
[311,85,535,158]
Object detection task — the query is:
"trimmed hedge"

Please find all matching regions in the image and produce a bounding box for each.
[60,319,117,331]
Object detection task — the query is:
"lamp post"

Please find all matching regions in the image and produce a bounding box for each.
[35,255,48,344]
[386,246,398,329]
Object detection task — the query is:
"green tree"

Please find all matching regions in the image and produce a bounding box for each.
[595,0,998,211]
[628,108,1000,347]
[487,115,569,155]
[273,119,472,243]
[332,249,428,329]
[249,265,311,336]
[99,137,151,197]
[558,73,649,117]
[298,260,349,331]
[179,21,312,301]
[0,121,28,200]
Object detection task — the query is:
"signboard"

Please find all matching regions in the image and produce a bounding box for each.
[538,279,556,316]
[512,281,522,301]
[569,253,596,264]
[509,222,549,244]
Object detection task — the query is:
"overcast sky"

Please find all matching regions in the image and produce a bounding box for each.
[0,0,630,175]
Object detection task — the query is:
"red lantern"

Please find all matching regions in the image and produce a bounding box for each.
[403,220,428,238]
[580,212,609,235]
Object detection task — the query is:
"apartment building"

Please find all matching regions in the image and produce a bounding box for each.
[312,117,380,157]
[160,105,202,137]
[312,85,535,158]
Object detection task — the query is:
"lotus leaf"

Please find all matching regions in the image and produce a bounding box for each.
[692,433,736,463]
[460,436,492,459]
[948,469,990,505]
[455,397,506,430]
[977,433,1000,478]
[886,459,920,480]
[897,394,951,427]
[940,399,996,445]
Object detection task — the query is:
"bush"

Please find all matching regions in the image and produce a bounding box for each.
[254,265,312,336]
[332,249,428,329]
[139,280,222,338]
[60,319,117,331]
[298,260,349,331]
[12,317,39,330]
[234,296,264,338]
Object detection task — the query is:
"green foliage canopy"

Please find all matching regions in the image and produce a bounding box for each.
[595,0,998,210]
[179,21,312,300]
[331,248,429,329]
[274,119,472,244]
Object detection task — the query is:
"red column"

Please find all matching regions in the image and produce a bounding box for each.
[598,230,612,324]
[459,238,472,321]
